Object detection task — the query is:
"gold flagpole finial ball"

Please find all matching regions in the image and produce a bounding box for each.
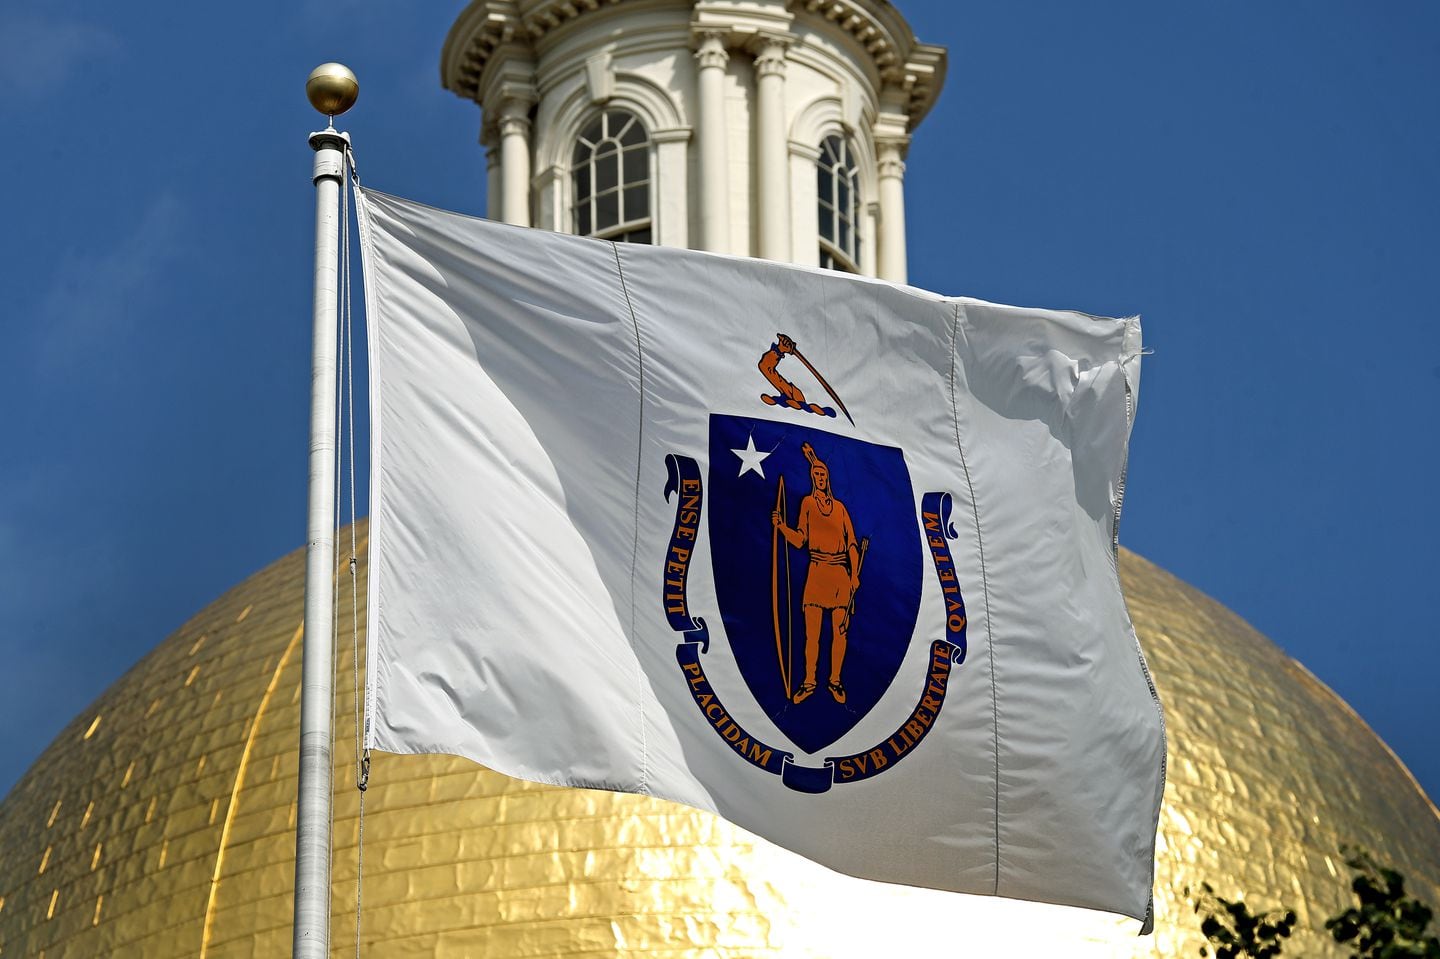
[306,62,359,117]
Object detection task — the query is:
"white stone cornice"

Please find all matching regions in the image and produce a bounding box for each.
[519,0,616,42]
[443,0,950,132]
[692,0,795,44]
[787,140,823,161]
[651,128,694,145]
[786,0,947,128]
[445,1,945,132]
[443,0,638,102]
[479,54,540,117]
[442,1,525,103]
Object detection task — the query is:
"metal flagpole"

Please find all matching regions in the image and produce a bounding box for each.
[295,62,358,959]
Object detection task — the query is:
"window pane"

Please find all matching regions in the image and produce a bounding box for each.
[574,111,651,240]
[623,227,652,245]
[596,150,618,194]
[816,135,862,268]
[623,185,647,222]
[623,146,648,183]
[596,189,619,229]
[619,119,646,147]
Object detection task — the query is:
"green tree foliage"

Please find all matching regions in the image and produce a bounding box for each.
[1326,848,1440,958]
[1187,882,1297,959]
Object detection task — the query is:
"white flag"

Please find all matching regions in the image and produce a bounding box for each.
[357,188,1164,925]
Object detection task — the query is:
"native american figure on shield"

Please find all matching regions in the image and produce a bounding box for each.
[771,442,868,704]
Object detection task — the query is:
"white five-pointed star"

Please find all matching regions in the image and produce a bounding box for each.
[731,434,771,478]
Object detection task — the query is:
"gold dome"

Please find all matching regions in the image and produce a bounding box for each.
[2,522,1437,957]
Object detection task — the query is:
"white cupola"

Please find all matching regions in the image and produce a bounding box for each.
[441,0,946,283]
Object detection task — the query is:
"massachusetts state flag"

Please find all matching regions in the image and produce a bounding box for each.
[355,187,1164,926]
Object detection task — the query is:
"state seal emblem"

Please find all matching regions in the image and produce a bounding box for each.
[661,333,969,793]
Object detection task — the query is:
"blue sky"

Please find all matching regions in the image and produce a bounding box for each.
[2,0,1436,821]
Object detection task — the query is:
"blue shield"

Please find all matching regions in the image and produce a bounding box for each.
[708,413,923,754]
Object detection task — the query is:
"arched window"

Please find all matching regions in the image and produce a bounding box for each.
[817,134,860,272]
[572,110,652,244]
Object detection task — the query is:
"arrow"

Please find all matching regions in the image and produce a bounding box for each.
[846,536,870,619]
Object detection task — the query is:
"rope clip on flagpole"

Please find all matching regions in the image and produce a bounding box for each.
[294,61,358,959]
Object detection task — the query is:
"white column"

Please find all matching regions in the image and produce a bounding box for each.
[499,98,533,227]
[484,135,501,220]
[876,137,908,283]
[754,38,791,261]
[694,32,731,253]
[535,166,565,232]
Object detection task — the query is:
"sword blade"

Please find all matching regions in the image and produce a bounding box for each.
[791,347,854,425]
